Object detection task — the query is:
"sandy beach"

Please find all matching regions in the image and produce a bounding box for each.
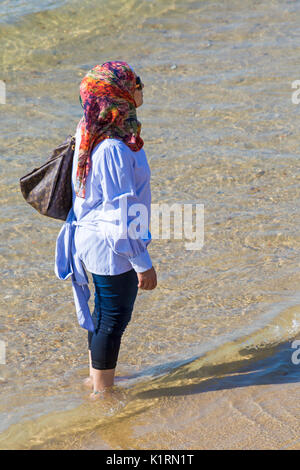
[0,303,299,450]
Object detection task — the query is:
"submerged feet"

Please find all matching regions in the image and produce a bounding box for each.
[83,376,94,389]
[83,374,130,397]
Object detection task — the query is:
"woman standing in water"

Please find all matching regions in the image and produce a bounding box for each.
[57,61,157,397]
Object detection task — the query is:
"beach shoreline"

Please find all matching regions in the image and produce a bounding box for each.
[0,332,299,450]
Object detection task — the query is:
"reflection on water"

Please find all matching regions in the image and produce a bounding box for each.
[0,0,300,449]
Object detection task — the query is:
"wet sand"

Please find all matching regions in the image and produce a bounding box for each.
[83,383,300,450]
[0,307,299,450]
[79,340,300,450]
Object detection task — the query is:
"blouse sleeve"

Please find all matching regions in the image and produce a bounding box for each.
[97,143,152,273]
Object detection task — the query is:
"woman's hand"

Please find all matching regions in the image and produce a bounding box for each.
[137,266,157,290]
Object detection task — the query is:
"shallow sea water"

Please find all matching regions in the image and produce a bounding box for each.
[0,0,300,449]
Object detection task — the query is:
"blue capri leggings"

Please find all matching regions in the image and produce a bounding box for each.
[88,269,138,370]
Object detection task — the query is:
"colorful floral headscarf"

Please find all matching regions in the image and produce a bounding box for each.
[75,61,144,198]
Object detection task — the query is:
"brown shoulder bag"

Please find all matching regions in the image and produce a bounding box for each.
[19,135,75,221]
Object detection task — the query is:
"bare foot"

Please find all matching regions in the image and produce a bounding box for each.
[85,375,130,389]
[89,389,111,400]
[89,391,103,400]
[83,376,94,389]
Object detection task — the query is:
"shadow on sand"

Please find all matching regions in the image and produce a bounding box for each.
[134,339,300,400]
